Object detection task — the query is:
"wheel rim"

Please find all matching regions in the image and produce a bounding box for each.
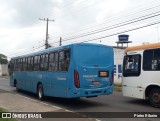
[152,93,160,103]
[38,86,42,99]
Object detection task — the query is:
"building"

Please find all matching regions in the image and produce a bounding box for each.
[0,64,8,76]
[113,46,125,84]
[113,34,131,84]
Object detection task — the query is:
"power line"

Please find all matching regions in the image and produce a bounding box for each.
[8,19,160,57]
[49,0,160,36]
[74,20,160,43]
[8,45,45,58]
[49,0,104,19]
[50,10,160,45]
[49,0,160,41]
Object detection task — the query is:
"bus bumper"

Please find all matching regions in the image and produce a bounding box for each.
[69,86,113,98]
[122,86,144,99]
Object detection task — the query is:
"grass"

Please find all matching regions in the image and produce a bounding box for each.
[0,107,6,112]
[0,108,17,121]
[114,83,122,92]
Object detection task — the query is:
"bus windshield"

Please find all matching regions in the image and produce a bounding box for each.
[123,54,141,77]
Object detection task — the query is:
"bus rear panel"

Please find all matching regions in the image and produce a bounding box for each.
[67,44,114,98]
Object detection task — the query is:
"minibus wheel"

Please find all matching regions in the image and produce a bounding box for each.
[149,88,160,108]
[37,84,44,100]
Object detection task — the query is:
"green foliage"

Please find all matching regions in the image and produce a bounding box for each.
[0,54,8,64]
[0,107,6,112]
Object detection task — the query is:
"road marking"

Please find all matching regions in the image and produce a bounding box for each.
[15,94,63,110]
[15,94,100,120]
[0,77,9,80]
[95,119,101,121]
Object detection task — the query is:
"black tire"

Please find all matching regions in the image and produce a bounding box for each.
[14,80,19,92]
[149,88,160,108]
[37,84,44,100]
[16,83,19,92]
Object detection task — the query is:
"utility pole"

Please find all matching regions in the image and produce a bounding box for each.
[39,18,54,49]
[60,37,62,46]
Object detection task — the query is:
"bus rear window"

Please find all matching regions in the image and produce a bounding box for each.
[123,54,141,77]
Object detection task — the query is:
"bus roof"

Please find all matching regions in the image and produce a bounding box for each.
[12,43,111,59]
[125,42,160,53]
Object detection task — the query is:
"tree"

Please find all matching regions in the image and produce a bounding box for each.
[0,53,8,64]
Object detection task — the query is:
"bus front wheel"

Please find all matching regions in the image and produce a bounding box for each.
[37,84,44,100]
[149,88,160,108]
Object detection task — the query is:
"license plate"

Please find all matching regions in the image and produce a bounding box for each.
[92,81,100,85]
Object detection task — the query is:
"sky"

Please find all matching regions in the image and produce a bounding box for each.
[0,0,160,58]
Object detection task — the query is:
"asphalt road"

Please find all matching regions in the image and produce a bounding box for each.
[0,77,160,121]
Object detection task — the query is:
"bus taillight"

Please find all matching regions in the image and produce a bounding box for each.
[110,70,114,86]
[74,70,80,88]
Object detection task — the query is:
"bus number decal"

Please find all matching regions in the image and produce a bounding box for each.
[83,75,97,78]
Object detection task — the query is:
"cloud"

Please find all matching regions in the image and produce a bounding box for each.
[0,0,55,28]
[0,0,159,58]
[96,0,129,21]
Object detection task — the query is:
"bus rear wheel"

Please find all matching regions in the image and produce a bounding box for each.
[14,80,19,92]
[37,84,44,100]
[149,88,160,108]
[16,83,19,92]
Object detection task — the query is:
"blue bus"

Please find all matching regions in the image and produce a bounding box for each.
[9,43,114,100]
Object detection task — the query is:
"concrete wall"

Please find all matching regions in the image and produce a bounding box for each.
[113,47,125,84]
[0,64,9,76]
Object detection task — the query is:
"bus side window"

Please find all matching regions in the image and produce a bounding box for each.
[21,58,25,71]
[49,53,54,71]
[54,52,58,71]
[14,60,17,71]
[143,50,153,70]
[34,55,40,71]
[44,54,49,71]
[40,54,44,71]
[16,59,19,71]
[31,57,34,71]
[40,54,48,71]
[58,49,70,72]
[21,58,24,71]
[18,59,21,71]
[49,52,58,72]
[64,50,70,71]
[143,48,160,71]
[58,51,64,71]
[23,58,28,71]
[153,48,160,70]
[27,57,33,71]
[27,57,30,71]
